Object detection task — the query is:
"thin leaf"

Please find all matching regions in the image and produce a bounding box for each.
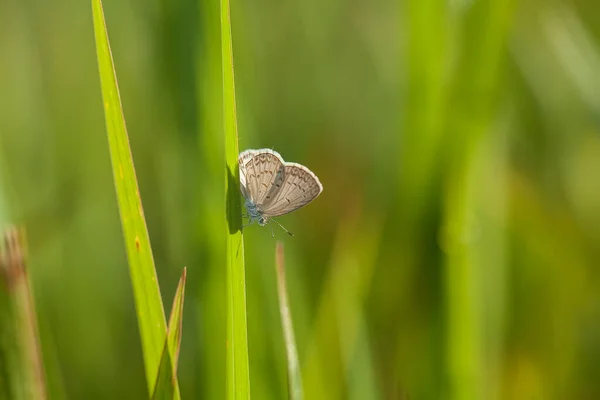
[151,340,176,400]
[196,0,227,397]
[220,0,250,397]
[91,0,176,395]
[152,268,187,400]
[275,242,303,400]
[166,267,186,372]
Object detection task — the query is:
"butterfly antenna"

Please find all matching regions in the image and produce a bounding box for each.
[272,219,294,236]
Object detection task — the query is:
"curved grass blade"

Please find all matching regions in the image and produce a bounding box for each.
[152,268,187,400]
[275,242,303,400]
[91,0,177,395]
[220,0,250,397]
[0,227,47,400]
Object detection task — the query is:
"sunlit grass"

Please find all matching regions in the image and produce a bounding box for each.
[196,0,227,397]
[220,0,250,397]
[91,0,182,396]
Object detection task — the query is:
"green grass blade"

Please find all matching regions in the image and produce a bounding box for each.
[91,0,175,395]
[220,0,250,397]
[0,227,47,400]
[151,341,177,400]
[166,267,186,374]
[152,268,187,400]
[196,0,227,397]
[275,242,303,400]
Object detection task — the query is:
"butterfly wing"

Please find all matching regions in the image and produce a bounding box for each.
[239,149,285,205]
[261,162,323,217]
[239,149,259,199]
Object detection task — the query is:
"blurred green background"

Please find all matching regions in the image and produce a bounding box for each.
[1,0,600,398]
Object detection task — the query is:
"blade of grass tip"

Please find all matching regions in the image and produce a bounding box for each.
[167,267,186,371]
[220,0,250,397]
[91,0,176,395]
[152,268,187,400]
[0,226,47,400]
[275,242,303,400]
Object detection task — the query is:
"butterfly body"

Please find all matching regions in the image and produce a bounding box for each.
[244,198,269,226]
[239,149,323,231]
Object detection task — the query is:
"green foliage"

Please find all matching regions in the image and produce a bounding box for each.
[1,0,600,398]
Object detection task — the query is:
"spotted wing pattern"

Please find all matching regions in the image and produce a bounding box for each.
[239,149,259,199]
[260,162,323,217]
[239,149,285,205]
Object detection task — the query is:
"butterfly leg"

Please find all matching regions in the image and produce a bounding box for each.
[242,220,255,229]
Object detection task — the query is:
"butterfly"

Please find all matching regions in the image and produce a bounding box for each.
[239,149,323,235]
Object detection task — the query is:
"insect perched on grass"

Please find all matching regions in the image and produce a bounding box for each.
[239,149,323,236]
